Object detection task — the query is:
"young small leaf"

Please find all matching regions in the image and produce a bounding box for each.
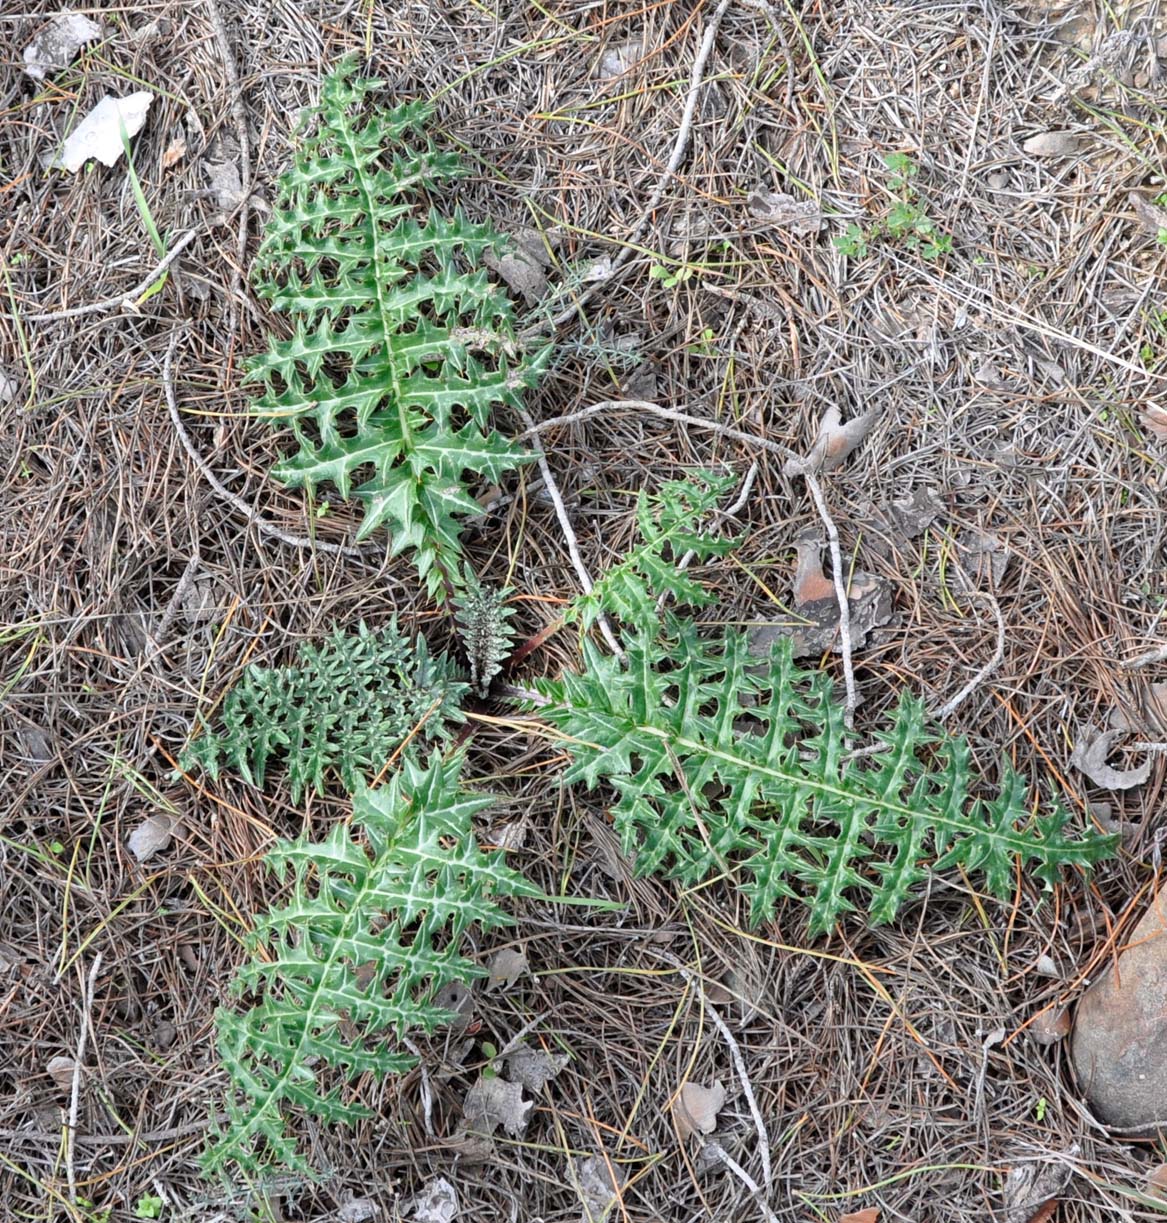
[179,621,466,802]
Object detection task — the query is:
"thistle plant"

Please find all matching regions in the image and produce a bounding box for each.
[541,473,1117,934]
[455,573,519,696]
[248,58,548,600]
[202,753,540,1179]
[179,621,465,803]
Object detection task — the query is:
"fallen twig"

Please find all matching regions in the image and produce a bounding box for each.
[8,229,202,324]
[536,0,733,333]
[163,331,371,559]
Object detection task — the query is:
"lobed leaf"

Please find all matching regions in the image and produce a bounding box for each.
[202,752,540,1180]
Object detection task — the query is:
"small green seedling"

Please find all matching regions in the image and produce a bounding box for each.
[134,1195,165,1220]
[834,153,952,261]
[649,261,694,289]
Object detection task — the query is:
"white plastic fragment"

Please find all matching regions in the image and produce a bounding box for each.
[48,92,155,173]
[23,12,101,81]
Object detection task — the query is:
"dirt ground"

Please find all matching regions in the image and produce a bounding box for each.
[4,1,1167,1220]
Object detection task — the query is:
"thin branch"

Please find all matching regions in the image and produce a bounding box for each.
[522,400,864,716]
[163,331,372,559]
[518,399,799,463]
[512,406,624,659]
[66,952,103,1205]
[1119,643,1167,670]
[203,0,252,341]
[931,587,1006,722]
[535,0,732,333]
[8,229,202,324]
[803,472,858,727]
[679,967,772,1197]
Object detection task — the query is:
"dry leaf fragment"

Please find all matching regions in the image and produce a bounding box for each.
[1070,728,1151,791]
[1129,193,1167,238]
[486,947,528,992]
[1001,1151,1074,1223]
[1027,1005,1070,1046]
[745,189,822,235]
[48,92,154,173]
[783,406,878,477]
[46,1055,77,1093]
[127,813,181,863]
[484,230,550,305]
[748,534,893,660]
[1022,131,1082,157]
[504,1042,569,1093]
[463,1076,533,1139]
[597,41,643,77]
[404,1177,458,1223]
[433,980,474,1029]
[673,1080,726,1139]
[1140,403,1167,442]
[840,1210,880,1223]
[205,147,244,211]
[161,133,187,170]
[1146,1162,1167,1199]
[572,1155,626,1223]
[23,12,101,81]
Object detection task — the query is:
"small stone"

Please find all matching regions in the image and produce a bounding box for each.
[1071,892,1167,1129]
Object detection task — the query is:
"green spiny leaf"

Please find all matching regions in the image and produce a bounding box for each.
[565,469,739,632]
[455,574,519,696]
[536,627,1115,934]
[179,621,466,803]
[248,57,548,601]
[201,751,540,1180]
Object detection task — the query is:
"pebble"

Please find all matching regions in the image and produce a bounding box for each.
[1071,892,1167,1130]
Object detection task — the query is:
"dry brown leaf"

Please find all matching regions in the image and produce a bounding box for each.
[504,1042,569,1093]
[1146,1162,1167,1199]
[672,1080,725,1139]
[46,1055,77,1093]
[1022,131,1081,157]
[1130,193,1167,238]
[127,812,182,863]
[572,1154,626,1223]
[1070,728,1151,791]
[745,189,822,235]
[783,407,878,477]
[839,1210,880,1223]
[486,947,528,992]
[161,133,187,170]
[1140,403,1167,442]
[463,1076,533,1139]
[1027,1005,1070,1046]
[1001,1153,1074,1223]
[748,533,892,661]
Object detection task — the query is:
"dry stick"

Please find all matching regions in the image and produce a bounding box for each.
[519,400,861,724]
[147,552,202,655]
[801,471,858,726]
[678,967,772,1198]
[203,0,251,341]
[8,229,202,324]
[66,952,103,1205]
[1120,643,1167,670]
[931,588,1005,722]
[539,0,733,333]
[162,332,370,559]
[512,405,624,659]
